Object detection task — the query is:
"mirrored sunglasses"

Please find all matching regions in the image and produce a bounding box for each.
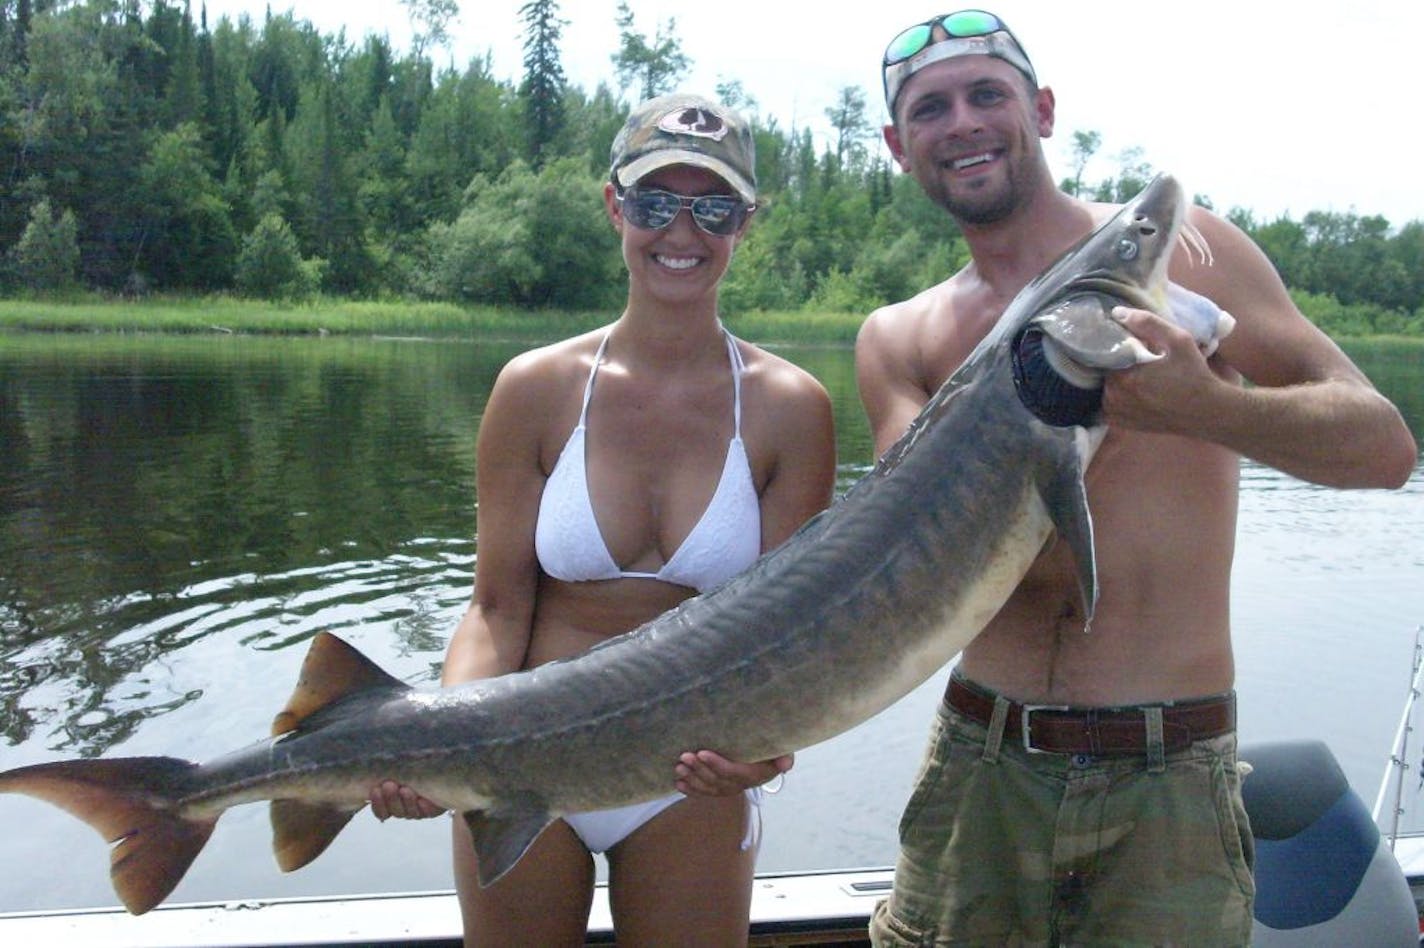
[617,187,752,237]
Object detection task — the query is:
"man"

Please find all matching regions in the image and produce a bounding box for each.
[859,10,1417,946]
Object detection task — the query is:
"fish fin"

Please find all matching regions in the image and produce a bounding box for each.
[273,632,408,736]
[462,804,555,887]
[0,757,215,915]
[1039,426,1101,625]
[270,798,362,871]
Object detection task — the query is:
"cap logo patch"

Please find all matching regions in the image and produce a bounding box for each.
[656,107,728,141]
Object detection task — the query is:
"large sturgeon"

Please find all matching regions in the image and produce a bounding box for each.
[0,174,1230,915]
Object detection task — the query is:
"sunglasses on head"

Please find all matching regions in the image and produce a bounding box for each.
[884,10,1021,65]
[616,186,753,237]
[882,9,1036,101]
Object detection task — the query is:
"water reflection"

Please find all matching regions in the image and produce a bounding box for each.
[1,335,500,759]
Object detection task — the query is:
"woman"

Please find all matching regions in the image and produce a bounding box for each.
[372,92,837,946]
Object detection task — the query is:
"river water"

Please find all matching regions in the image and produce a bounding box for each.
[1,331,1421,913]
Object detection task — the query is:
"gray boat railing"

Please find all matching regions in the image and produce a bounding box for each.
[1374,624,1424,848]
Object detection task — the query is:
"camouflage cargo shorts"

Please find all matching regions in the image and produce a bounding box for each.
[869,688,1254,947]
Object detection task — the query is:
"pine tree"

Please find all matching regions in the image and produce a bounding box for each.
[518,0,565,169]
[611,2,689,102]
[825,86,871,172]
[163,0,203,127]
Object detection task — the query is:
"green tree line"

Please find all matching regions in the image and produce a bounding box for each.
[2,0,1421,338]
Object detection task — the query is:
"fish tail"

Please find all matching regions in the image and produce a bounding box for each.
[0,756,215,914]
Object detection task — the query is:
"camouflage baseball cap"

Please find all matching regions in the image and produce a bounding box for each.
[609,93,757,205]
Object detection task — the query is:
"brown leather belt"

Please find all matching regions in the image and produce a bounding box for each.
[947,675,1235,757]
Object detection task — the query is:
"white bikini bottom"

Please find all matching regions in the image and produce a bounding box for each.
[562,788,764,854]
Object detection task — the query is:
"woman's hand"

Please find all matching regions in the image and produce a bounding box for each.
[674,750,794,796]
[368,780,449,821]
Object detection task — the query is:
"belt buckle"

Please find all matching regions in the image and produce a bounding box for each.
[1020,704,1070,754]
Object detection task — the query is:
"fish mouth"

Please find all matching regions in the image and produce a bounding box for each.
[1064,273,1167,314]
[1029,277,1171,377]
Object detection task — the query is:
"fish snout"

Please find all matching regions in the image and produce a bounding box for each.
[1165,283,1236,356]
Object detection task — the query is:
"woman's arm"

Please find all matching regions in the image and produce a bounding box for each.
[371,351,559,817]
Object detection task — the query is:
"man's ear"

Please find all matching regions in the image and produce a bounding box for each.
[883,124,910,172]
[1035,85,1056,139]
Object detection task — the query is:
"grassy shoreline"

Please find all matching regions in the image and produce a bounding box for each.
[0,296,869,345]
[5,296,1418,351]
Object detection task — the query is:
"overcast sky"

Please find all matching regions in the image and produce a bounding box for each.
[200,0,1424,226]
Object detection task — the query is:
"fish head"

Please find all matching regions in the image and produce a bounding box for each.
[1026,173,1187,375]
[1071,171,1186,314]
[987,174,1235,428]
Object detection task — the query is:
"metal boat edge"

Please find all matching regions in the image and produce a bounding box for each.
[0,867,890,947]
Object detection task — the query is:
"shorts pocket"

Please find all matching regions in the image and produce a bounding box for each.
[896,708,951,840]
[869,897,935,947]
[1212,746,1256,898]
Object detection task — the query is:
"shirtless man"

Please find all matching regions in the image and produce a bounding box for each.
[858,11,1417,946]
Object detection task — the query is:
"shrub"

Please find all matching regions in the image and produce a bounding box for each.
[236,213,324,300]
[13,199,80,293]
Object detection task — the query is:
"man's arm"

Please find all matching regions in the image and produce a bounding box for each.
[856,306,937,457]
[1105,209,1416,488]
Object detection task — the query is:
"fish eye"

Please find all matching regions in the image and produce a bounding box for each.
[1116,238,1139,261]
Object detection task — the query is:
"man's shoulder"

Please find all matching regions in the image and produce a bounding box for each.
[862,278,959,343]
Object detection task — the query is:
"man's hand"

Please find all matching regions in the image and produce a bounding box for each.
[674,751,794,796]
[369,780,448,821]
[1102,304,1235,434]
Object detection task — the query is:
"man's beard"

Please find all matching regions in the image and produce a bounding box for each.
[940,170,1022,225]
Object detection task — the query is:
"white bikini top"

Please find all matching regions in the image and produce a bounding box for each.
[533,329,762,593]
